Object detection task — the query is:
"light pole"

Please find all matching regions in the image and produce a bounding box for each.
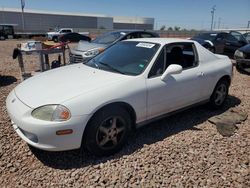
[210,5,216,31]
[21,0,25,31]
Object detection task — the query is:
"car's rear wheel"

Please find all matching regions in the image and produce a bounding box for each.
[53,36,58,42]
[209,79,229,109]
[83,106,131,156]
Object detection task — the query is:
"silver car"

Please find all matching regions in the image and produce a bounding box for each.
[69,30,159,64]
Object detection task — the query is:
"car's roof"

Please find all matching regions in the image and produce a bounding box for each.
[109,30,156,34]
[197,31,229,35]
[125,38,193,45]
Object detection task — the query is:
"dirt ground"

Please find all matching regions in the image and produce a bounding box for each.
[0,40,249,187]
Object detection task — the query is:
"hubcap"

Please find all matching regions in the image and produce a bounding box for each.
[96,116,126,149]
[214,84,227,105]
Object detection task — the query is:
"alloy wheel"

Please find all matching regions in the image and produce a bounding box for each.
[96,116,126,150]
[214,84,227,105]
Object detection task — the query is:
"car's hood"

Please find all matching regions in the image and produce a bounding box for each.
[238,44,250,53]
[15,64,128,108]
[76,41,107,52]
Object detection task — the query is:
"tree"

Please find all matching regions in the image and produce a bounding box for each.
[167,27,173,31]
[160,25,166,30]
[174,26,181,31]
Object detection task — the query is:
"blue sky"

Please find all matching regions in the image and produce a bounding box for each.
[0,0,249,30]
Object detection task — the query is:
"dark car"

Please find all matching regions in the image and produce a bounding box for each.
[59,32,91,43]
[234,44,250,74]
[243,32,250,42]
[191,31,248,57]
[70,30,160,64]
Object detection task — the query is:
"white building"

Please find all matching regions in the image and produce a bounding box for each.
[0,8,154,32]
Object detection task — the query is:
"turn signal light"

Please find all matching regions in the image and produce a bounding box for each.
[56,129,73,135]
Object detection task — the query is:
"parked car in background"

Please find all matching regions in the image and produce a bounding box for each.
[59,32,91,43]
[234,44,250,74]
[6,38,233,156]
[47,28,73,42]
[69,30,159,64]
[191,31,248,57]
[243,32,250,42]
[0,24,15,40]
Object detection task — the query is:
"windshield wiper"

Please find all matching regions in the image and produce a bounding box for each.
[99,62,125,74]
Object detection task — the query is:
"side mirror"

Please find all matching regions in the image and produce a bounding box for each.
[161,64,183,81]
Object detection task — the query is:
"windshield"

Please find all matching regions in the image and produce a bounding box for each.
[194,33,217,41]
[86,41,160,75]
[91,32,125,44]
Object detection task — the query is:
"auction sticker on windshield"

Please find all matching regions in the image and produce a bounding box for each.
[136,43,155,48]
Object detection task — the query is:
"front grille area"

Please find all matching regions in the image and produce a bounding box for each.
[69,53,85,64]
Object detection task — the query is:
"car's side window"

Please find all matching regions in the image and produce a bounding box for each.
[139,32,154,38]
[216,33,226,41]
[226,34,238,42]
[124,33,138,39]
[148,43,198,78]
[166,43,197,70]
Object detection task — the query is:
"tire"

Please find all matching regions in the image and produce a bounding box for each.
[53,36,58,42]
[209,79,229,109]
[83,106,131,156]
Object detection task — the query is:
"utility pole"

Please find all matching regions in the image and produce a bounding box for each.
[210,5,216,31]
[21,0,25,31]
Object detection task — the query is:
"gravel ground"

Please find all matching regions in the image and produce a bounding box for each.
[0,40,249,187]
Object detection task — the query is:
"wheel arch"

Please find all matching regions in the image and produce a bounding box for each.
[81,101,137,149]
[218,75,231,85]
[87,101,137,129]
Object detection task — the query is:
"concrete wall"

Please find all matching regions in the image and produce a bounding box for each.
[97,17,113,29]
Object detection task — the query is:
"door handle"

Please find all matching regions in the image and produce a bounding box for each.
[225,42,230,46]
[197,72,204,77]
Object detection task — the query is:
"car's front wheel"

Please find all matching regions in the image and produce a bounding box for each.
[209,79,229,109]
[83,106,131,156]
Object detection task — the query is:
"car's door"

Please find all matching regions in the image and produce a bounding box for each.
[213,33,227,54]
[223,33,246,56]
[146,42,205,119]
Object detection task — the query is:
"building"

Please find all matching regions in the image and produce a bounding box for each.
[0,8,154,32]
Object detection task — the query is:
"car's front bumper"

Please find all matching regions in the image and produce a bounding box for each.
[69,49,93,64]
[235,58,250,73]
[6,90,91,151]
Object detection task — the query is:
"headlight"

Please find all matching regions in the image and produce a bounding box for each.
[32,105,71,121]
[234,50,245,59]
[84,48,104,57]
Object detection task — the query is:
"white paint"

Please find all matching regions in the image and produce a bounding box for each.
[6,38,233,151]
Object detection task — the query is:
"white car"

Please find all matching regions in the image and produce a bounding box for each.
[47,28,73,42]
[6,38,233,156]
